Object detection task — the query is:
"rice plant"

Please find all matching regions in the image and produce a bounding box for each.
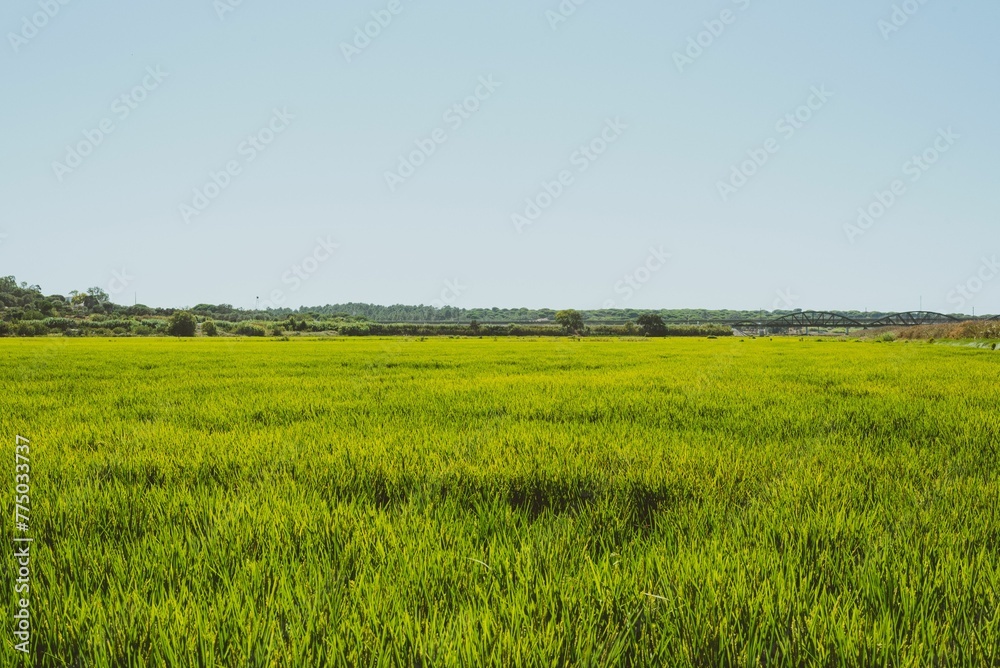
[2,337,998,666]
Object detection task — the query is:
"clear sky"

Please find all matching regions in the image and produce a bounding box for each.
[1,0,997,314]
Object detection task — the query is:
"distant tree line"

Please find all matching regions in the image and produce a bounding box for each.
[0,275,974,339]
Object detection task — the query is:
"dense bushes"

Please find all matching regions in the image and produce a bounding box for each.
[42,318,76,332]
[233,322,266,337]
[591,324,733,338]
[333,323,565,337]
[0,317,737,338]
[330,322,733,338]
[15,322,47,337]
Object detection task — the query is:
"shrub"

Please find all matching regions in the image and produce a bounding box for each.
[555,310,584,334]
[234,322,266,337]
[43,318,75,332]
[202,320,219,337]
[337,323,372,336]
[15,322,45,337]
[168,312,197,337]
[636,313,668,337]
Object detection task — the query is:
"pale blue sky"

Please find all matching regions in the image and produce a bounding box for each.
[1,0,997,313]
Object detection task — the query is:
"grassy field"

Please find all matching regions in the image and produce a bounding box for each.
[3,337,999,667]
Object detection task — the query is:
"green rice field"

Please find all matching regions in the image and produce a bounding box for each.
[3,337,999,666]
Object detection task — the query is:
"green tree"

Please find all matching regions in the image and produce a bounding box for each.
[82,286,111,312]
[555,309,584,334]
[202,320,218,337]
[168,311,197,337]
[636,313,667,337]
